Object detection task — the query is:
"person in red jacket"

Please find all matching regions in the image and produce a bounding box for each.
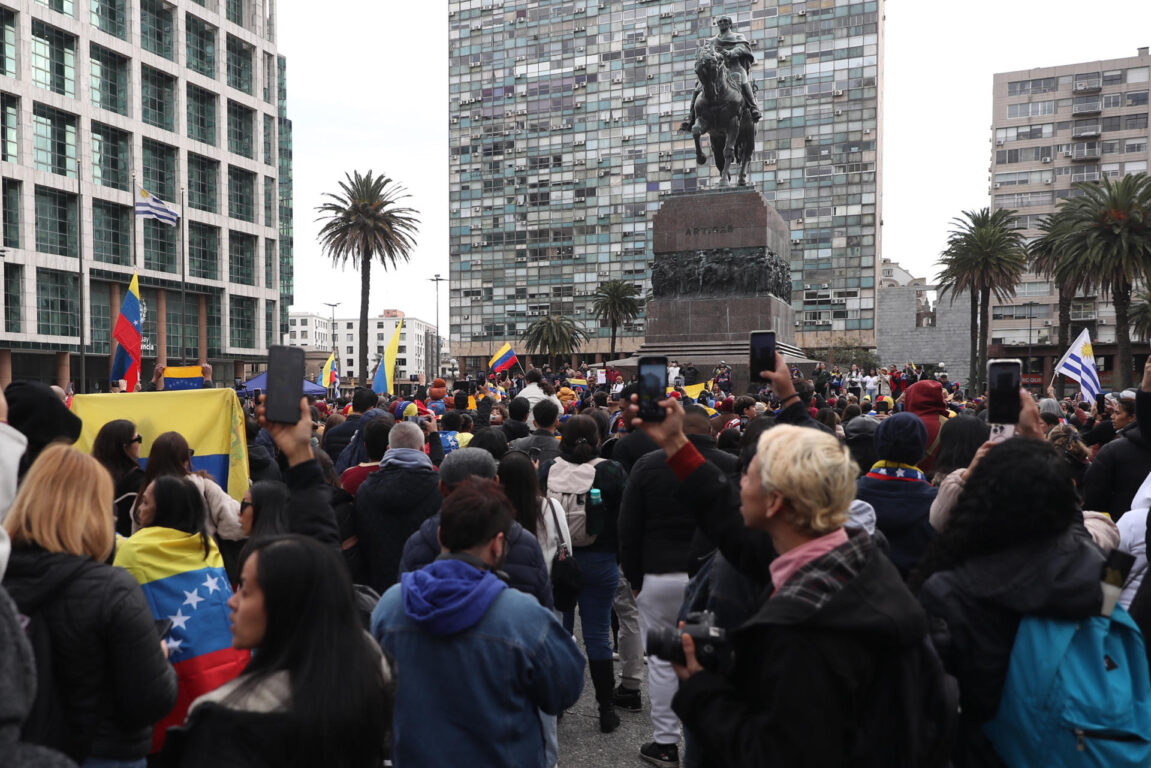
[902,380,952,475]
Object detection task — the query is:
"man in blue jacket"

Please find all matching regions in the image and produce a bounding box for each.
[373,477,585,767]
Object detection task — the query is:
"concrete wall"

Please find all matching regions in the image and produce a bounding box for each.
[877,285,972,385]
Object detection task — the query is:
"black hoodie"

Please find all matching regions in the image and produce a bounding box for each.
[918,529,1104,767]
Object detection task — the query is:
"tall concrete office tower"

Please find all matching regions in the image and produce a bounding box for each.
[990,48,1151,380]
[447,0,884,370]
[0,0,291,389]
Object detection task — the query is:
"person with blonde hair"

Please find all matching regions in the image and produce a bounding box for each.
[2,443,177,767]
[626,352,943,767]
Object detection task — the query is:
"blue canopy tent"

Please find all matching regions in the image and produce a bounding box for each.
[237,371,328,397]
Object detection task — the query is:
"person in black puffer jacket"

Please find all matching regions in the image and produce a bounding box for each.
[399,448,552,608]
[355,422,442,594]
[322,389,376,463]
[3,444,177,765]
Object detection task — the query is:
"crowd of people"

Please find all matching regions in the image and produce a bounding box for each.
[1,349,1150,767]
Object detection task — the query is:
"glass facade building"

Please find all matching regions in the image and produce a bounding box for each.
[447,0,884,365]
[0,0,289,388]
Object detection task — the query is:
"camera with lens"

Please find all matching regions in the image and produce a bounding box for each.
[645,610,728,671]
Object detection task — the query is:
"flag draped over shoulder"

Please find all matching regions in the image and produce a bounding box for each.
[489,343,518,373]
[321,352,339,389]
[72,388,250,500]
[113,527,249,751]
[1054,328,1102,401]
[110,273,143,392]
[373,319,403,395]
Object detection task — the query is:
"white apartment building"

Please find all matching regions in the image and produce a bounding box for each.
[0,0,290,390]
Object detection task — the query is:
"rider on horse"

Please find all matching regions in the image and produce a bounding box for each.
[681,15,763,133]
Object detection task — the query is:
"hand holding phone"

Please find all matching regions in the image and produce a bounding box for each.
[986,359,1022,425]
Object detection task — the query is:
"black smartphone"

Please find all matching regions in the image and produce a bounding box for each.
[265,345,305,424]
[155,618,174,637]
[987,359,1022,425]
[749,330,776,382]
[253,388,261,402]
[1096,392,1108,414]
[637,356,668,422]
[407,415,421,424]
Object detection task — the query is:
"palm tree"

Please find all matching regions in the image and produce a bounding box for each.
[935,208,1028,391]
[1029,214,1083,397]
[316,171,419,384]
[1130,290,1151,343]
[522,315,588,370]
[591,280,643,359]
[1048,174,1151,390]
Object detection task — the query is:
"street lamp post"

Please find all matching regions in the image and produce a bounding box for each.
[428,274,447,378]
[323,301,340,398]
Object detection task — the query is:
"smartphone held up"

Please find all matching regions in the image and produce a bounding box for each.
[986,358,1022,442]
[638,356,668,422]
[265,345,305,424]
[749,330,776,383]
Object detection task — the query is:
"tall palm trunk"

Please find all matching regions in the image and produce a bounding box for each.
[358,254,371,386]
[609,322,618,359]
[1055,282,1072,399]
[968,290,978,393]
[978,285,991,392]
[1114,279,1133,390]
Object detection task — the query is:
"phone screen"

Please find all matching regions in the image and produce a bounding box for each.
[266,345,305,424]
[987,359,1022,424]
[1096,393,1108,414]
[749,330,776,382]
[638,356,668,422]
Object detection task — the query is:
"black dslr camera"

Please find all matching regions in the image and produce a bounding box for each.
[645,611,728,670]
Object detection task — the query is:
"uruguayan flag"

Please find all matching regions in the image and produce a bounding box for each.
[1054,328,1101,401]
[135,187,180,226]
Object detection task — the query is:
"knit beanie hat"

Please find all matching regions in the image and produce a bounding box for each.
[873,412,927,465]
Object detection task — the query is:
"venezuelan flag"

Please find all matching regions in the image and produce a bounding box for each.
[72,388,250,501]
[683,382,708,400]
[111,273,143,392]
[114,527,249,751]
[373,319,403,395]
[489,342,518,373]
[162,365,205,391]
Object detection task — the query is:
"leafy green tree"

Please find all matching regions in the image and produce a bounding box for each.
[522,315,589,370]
[1048,173,1151,389]
[316,171,419,383]
[936,208,1028,391]
[591,280,643,358]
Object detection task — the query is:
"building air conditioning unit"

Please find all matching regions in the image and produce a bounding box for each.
[834,109,843,116]
[833,89,844,96]
[996,140,1004,145]
[778,55,789,62]
[993,183,1000,188]
[1045,179,1053,184]
[1042,157,1052,163]
[1064,151,1073,157]
[805,135,814,141]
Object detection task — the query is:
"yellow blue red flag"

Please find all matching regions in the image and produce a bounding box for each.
[489,342,518,373]
[373,319,403,394]
[72,388,250,500]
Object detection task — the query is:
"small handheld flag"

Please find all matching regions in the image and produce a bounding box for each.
[135,187,180,226]
[1054,329,1101,401]
[489,342,518,374]
[111,273,143,392]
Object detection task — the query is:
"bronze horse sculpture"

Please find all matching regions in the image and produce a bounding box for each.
[690,42,756,187]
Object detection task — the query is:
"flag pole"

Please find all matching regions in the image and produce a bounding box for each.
[77,173,86,393]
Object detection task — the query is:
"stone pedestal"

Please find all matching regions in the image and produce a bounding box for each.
[620,189,806,390]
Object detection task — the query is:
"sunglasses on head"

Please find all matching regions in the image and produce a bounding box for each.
[129,435,143,444]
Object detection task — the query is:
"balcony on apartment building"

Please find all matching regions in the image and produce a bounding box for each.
[1073,73,1103,93]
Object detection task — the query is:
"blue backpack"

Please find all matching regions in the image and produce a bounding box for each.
[984,605,1151,766]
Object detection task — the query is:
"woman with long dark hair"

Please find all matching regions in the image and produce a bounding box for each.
[930,415,990,485]
[238,482,292,563]
[913,439,1103,766]
[539,415,627,734]
[115,476,249,753]
[161,535,392,768]
[92,418,146,536]
[134,432,243,543]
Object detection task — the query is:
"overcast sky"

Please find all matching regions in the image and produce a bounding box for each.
[278,1,1151,328]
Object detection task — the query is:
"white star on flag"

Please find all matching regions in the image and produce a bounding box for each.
[183,589,204,610]
[169,609,190,630]
[895,469,906,477]
[203,575,220,594]
[166,637,184,653]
